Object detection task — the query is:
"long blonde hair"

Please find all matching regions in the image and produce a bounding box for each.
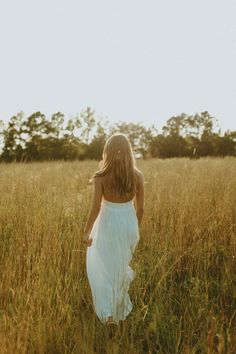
[90,133,138,196]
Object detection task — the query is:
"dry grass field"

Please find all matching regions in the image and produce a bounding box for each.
[0,158,235,354]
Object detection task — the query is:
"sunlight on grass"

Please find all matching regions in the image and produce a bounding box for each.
[0,158,235,353]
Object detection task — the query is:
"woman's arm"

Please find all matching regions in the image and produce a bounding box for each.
[83,177,103,240]
[135,172,144,226]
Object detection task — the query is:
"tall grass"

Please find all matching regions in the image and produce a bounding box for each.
[0,158,235,353]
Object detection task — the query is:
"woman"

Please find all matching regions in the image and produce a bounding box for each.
[82,133,144,325]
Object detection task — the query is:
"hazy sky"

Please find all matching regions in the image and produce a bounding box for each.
[0,0,236,132]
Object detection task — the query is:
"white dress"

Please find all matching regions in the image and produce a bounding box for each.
[86,198,140,324]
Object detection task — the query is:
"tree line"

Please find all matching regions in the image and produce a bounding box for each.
[0,108,235,162]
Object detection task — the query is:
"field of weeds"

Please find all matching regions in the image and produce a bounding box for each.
[0,158,235,353]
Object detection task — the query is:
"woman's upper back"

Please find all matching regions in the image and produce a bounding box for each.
[100,169,143,203]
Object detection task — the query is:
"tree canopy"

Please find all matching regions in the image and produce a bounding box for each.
[0,108,235,162]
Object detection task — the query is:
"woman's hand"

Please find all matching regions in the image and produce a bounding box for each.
[82,233,93,247]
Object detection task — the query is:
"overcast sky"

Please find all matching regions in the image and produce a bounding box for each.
[0,0,235,132]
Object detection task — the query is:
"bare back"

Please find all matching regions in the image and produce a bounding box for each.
[101,170,141,203]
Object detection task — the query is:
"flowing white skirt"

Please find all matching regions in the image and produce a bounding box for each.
[86,199,140,324]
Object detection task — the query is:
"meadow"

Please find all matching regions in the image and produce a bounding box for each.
[0,158,235,354]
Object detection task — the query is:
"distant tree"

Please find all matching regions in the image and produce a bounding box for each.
[85,122,107,160]
[50,112,65,138]
[64,114,82,138]
[59,136,86,160]
[149,111,232,158]
[162,111,219,138]
[79,107,96,144]
[22,112,50,161]
[209,132,235,156]
[183,135,201,158]
[149,134,188,158]
[162,114,187,137]
[1,112,25,162]
[22,112,48,140]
